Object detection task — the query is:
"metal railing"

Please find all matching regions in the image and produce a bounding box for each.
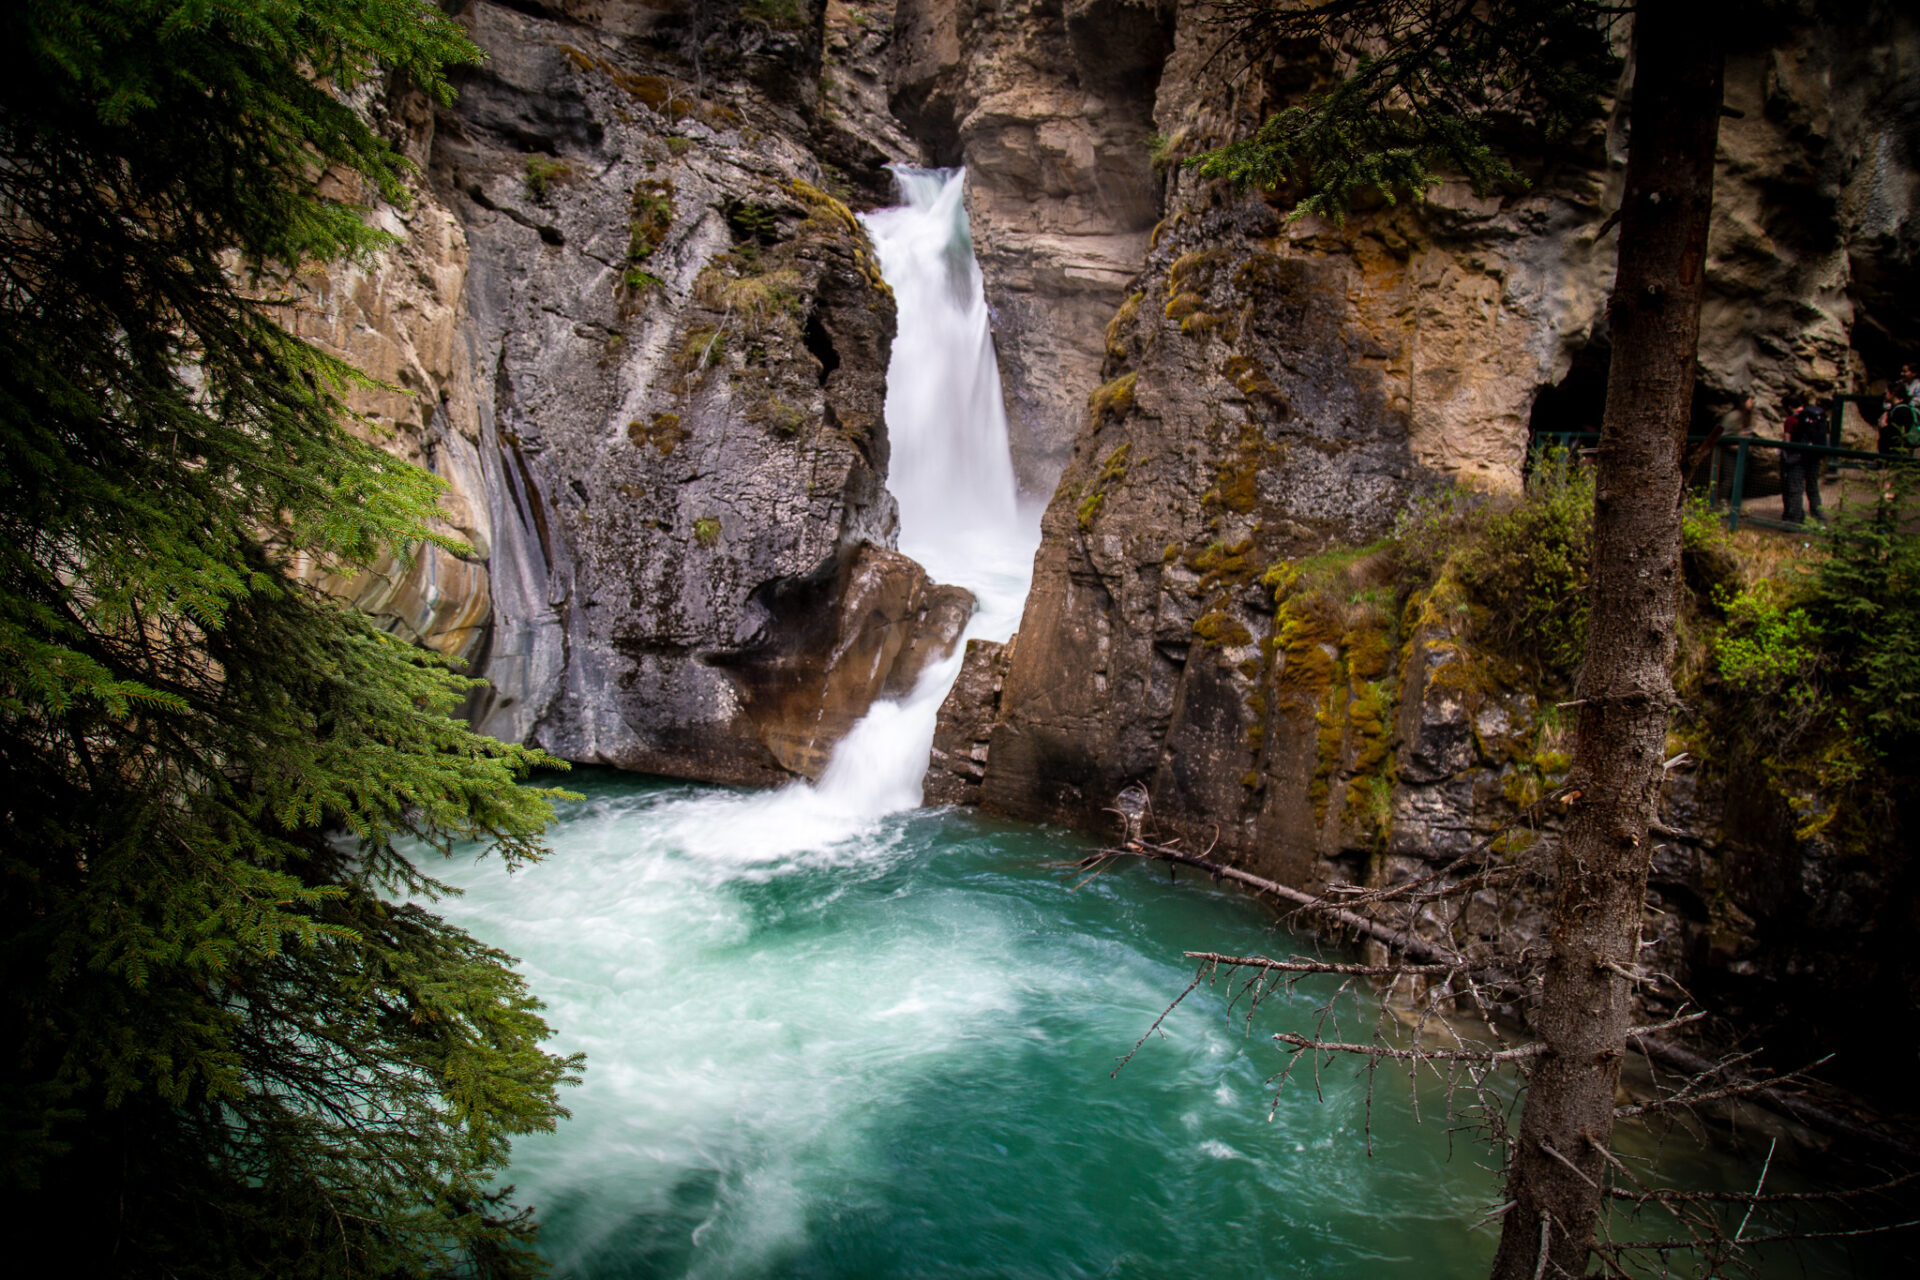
[1532,430,1912,533]
[1706,435,1903,532]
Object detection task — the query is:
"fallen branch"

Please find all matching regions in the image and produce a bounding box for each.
[1274,1013,1705,1066]
[1092,841,1453,964]
[1629,1034,1920,1162]
[1107,837,1920,1159]
[1186,951,1459,977]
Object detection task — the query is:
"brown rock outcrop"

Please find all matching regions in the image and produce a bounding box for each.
[721,544,972,779]
[923,635,1014,804]
[950,0,1920,881]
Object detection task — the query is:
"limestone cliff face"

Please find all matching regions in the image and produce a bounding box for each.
[905,0,1920,1082]
[288,98,493,661]
[442,0,976,784]
[936,1,1920,876]
[298,0,979,786]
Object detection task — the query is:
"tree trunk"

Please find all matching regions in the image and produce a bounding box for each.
[1488,8,1725,1279]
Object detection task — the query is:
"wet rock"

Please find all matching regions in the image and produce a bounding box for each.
[716,544,973,780]
[924,635,1014,805]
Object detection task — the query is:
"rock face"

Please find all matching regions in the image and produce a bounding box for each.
[943,0,1920,868]
[306,0,1917,817]
[295,0,986,786]
[287,105,493,661]
[923,636,1014,805]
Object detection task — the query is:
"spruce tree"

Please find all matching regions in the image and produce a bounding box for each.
[0,2,579,1274]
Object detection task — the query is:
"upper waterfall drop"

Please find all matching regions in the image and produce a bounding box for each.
[861,168,1030,609]
[626,168,1038,841]
[774,167,1037,819]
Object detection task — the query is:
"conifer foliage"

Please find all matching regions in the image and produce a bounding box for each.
[1196,0,1620,220]
[0,2,578,1273]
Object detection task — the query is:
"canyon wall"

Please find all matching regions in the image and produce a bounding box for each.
[296,0,1917,907]
[914,0,1919,1080]
[295,0,974,786]
[932,0,1920,858]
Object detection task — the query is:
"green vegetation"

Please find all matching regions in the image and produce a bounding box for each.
[1146,130,1186,173]
[628,178,676,268]
[1713,581,1821,708]
[693,516,723,547]
[1088,371,1138,424]
[628,412,690,455]
[524,152,574,201]
[1189,3,1616,221]
[1281,452,1920,860]
[1805,476,1920,759]
[0,3,579,1273]
[1453,449,1594,683]
[743,0,808,28]
[747,395,810,439]
[1076,442,1132,530]
[698,264,805,331]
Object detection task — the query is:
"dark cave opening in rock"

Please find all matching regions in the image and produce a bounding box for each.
[1525,343,1610,461]
[1526,346,1738,489]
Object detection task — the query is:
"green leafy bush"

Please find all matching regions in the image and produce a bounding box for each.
[1712,581,1822,707]
[1456,448,1594,683]
[1807,479,1920,758]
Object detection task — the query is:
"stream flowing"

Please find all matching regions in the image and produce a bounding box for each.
[427,171,1867,1278]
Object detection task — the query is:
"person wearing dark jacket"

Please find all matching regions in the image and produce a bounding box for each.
[1880,385,1918,456]
[1780,392,1827,525]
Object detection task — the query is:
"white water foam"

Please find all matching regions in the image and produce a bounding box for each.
[618,167,1037,862]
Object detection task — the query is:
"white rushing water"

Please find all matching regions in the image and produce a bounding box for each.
[672,166,1037,844]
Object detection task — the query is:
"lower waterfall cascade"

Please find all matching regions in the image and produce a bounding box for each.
[423,172,1859,1279]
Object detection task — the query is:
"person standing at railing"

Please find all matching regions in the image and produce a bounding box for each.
[1780,391,1828,525]
[1880,383,1918,456]
[1699,392,1753,499]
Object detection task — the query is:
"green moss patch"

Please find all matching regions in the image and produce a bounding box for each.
[1106,292,1144,359]
[1076,442,1132,531]
[1193,610,1255,648]
[627,412,689,455]
[1088,372,1138,425]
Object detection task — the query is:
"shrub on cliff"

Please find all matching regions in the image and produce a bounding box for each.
[1807,478,1920,762]
[1456,451,1595,684]
[0,2,577,1273]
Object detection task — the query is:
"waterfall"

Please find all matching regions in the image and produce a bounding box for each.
[861,168,1022,569]
[594,168,1034,854]
[796,166,1036,820]
[749,167,1034,828]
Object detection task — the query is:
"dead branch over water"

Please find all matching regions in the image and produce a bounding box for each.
[1084,808,1920,1272]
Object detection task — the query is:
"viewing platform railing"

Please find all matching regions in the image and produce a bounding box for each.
[1532,429,1913,533]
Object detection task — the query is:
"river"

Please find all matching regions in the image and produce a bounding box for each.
[427,170,1880,1278]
